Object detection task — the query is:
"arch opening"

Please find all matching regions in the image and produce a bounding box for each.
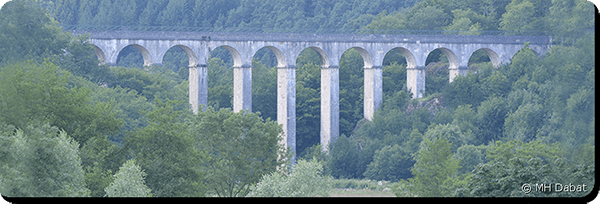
[381,47,411,109]
[217,45,243,68]
[468,48,499,73]
[308,46,330,68]
[339,48,365,138]
[162,45,194,80]
[294,48,322,158]
[205,46,236,110]
[350,47,373,69]
[116,44,152,67]
[252,47,280,121]
[424,48,458,95]
[93,45,106,65]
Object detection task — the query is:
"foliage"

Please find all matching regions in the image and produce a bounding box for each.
[0,0,70,64]
[339,48,365,137]
[188,106,285,197]
[458,140,594,197]
[452,144,484,174]
[125,99,205,197]
[363,144,414,182]
[251,59,277,121]
[104,159,152,197]
[247,159,332,197]
[1,0,595,198]
[0,60,122,147]
[405,134,461,197]
[295,61,321,156]
[423,123,474,153]
[0,122,90,197]
[327,135,360,179]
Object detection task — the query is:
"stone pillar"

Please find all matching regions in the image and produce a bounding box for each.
[277,66,296,162]
[449,66,468,83]
[321,65,339,152]
[233,65,252,113]
[364,66,383,121]
[407,66,426,99]
[189,65,208,114]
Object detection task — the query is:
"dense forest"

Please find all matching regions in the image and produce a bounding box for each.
[0,0,595,198]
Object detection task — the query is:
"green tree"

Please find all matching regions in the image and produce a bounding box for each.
[327,135,359,179]
[499,0,550,33]
[295,62,322,156]
[423,123,474,153]
[339,48,365,137]
[546,0,594,45]
[444,9,486,34]
[474,96,508,145]
[460,140,594,197]
[137,0,167,27]
[363,144,414,182]
[104,159,152,197]
[442,72,485,108]
[502,103,544,142]
[247,159,332,197]
[451,105,478,141]
[0,0,70,64]
[0,60,122,147]
[361,10,405,32]
[251,59,277,121]
[188,106,285,197]
[157,0,187,27]
[407,134,461,197]
[403,4,451,30]
[58,33,113,84]
[125,99,205,197]
[207,57,233,109]
[0,122,90,197]
[355,138,384,178]
[451,144,484,174]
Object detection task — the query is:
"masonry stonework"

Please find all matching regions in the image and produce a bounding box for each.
[75,30,552,157]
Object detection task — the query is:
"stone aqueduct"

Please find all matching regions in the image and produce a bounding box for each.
[72,30,552,154]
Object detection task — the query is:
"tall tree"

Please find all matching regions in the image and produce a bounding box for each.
[188,106,285,197]
[137,0,167,27]
[408,135,460,197]
[104,159,152,197]
[0,0,70,64]
[125,99,205,197]
[0,123,90,197]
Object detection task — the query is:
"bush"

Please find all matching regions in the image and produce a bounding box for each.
[104,159,152,197]
[363,144,414,182]
[247,159,332,197]
[331,179,392,191]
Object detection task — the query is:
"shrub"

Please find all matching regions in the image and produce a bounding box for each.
[247,159,332,197]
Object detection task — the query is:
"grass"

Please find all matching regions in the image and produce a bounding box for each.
[328,179,396,197]
[329,188,395,197]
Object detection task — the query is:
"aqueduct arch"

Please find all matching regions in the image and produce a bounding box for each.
[81,30,551,157]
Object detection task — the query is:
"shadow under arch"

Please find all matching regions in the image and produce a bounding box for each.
[92,44,107,65]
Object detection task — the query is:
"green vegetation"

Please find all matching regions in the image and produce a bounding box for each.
[104,159,152,197]
[248,159,332,197]
[0,0,594,198]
